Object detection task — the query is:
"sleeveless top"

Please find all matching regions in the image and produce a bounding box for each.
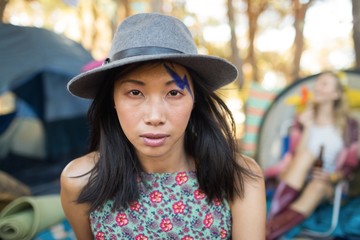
[307,125,344,173]
[90,171,232,240]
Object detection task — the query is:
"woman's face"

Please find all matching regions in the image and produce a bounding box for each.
[313,73,341,104]
[113,62,194,161]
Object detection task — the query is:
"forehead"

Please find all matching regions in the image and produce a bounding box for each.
[317,73,336,82]
[117,61,190,82]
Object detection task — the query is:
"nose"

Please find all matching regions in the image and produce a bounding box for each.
[143,97,166,126]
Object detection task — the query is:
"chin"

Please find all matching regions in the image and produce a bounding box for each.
[137,148,169,158]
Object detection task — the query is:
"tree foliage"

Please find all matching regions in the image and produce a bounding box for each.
[2,0,356,86]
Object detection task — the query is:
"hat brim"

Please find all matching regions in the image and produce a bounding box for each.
[67,53,239,99]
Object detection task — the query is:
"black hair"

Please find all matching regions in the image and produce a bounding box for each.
[77,61,257,212]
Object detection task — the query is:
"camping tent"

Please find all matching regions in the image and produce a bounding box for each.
[0,23,93,193]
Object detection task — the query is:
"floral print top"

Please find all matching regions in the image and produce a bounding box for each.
[90,171,232,239]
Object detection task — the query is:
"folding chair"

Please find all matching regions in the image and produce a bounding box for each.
[256,70,360,238]
[300,180,347,238]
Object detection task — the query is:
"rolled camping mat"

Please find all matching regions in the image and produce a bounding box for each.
[0,170,31,211]
[0,195,65,240]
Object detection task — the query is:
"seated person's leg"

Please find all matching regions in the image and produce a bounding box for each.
[290,178,333,216]
[281,150,316,190]
[266,178,333,240]
[268,150,316,218]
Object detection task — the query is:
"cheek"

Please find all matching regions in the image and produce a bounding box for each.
[170,105,193,128]
[114,101,138,130]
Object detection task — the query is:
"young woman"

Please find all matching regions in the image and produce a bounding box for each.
[266,71,359,239]
[60,13,266,239]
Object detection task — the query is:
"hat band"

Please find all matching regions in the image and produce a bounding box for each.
[110,46,184,62]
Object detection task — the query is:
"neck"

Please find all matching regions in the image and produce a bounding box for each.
[315,102,335,125]
[137,143,194,173]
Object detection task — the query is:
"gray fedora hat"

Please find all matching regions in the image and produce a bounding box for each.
[67,13,239,99]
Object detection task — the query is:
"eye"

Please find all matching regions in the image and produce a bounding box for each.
[168,90,182,97]
[129,90,142,96]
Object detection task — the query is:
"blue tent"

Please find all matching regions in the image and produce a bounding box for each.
[0,24,93,194]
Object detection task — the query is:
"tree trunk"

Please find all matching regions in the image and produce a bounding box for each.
[292,0,312,81]
[91,1,98,51]
[245,0,267,83]
[247,0,257,83]
[0,0,8,22]
[352,0,360,69]
[111,0,131,35]
[77,1,86,49]
[123,0,131,17]
[227,0,243,87]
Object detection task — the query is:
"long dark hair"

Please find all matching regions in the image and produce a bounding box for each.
[77,61,257,212]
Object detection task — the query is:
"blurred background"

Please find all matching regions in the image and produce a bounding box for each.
[1,0,360,238]
[1,0,358,137]
[2,0,357,137]
[1,0,359,193]
[1,0,359,194]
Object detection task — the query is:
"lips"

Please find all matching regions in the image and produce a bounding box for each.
[140,133,169,147]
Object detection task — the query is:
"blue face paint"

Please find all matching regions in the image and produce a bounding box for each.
[164,63,193,98]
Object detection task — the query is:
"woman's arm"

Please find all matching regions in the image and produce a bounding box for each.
[293,108,314,155]
[230,156,266,240]
[60,153,97,240]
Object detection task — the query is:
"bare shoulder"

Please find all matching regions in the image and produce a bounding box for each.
[62,151,98,177]
[60,152,98,239]
[237,154,264,179]
[231,152,265,203]
[230,154,266,239]
[60,152,99,194]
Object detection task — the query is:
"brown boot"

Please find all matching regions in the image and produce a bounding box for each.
[266,208,305,240]
[268,181,299,219]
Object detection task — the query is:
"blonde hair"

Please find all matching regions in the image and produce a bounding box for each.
[315,71,348,132]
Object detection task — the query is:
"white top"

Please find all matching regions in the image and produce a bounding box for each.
[307,125,344,172]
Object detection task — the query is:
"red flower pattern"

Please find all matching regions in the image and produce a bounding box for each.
[214,198,222,206]
[90,172,231,238]
[135,234,148,240]
[181,236,194,240]
[116,213,128,226]
[175,172,188,185]
[150,190,162,203]
[95,231,105,240]
[172,200,186,214]
[203,213,214,228]
[220,228,227,239]
[194,189,206,200]
[160,218,173,232]
[130,201,141,212]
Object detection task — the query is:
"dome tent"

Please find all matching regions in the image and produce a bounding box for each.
[0,23,93,194]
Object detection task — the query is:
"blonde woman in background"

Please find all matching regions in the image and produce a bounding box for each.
[266,71,359,239]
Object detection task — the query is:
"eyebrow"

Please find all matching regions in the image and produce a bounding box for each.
[120,79,145,86]
[120,79,177,86]
[165,80,178,86]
